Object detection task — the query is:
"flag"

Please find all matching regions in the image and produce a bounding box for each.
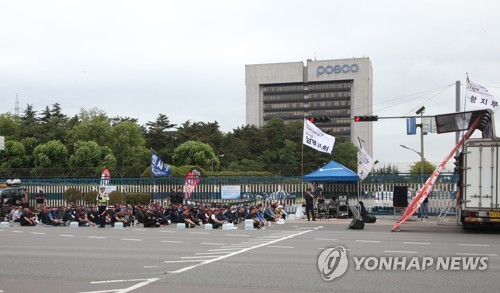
[151,150,172,177]
[356,137,375,181]
[302,118,335,154]
[465,76,499,112]
[184,167,202,200]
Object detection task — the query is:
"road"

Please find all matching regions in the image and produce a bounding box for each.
[0,218,499,293]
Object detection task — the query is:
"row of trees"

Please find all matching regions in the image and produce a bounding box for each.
[0,103,364,177]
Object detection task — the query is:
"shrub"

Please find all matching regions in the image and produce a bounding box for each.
[84,190,98,205]
[64,187,83,204]
[125,193,151,205]
[109,191,125,205]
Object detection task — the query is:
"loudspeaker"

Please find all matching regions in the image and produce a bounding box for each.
[349,218,365,229]
[362,214,377,223]
[393,186,408,207]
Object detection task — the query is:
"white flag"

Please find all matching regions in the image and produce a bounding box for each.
[302,118,335,154]
[465,77,499,112]
[357,137,375,181]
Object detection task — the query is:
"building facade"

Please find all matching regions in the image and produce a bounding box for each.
[245,57,373,155]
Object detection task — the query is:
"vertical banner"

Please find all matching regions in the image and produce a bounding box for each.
[302,118,335,154]
[184,167,202,200]
[100,168,111,186]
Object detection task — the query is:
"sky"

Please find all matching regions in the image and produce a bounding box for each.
[1,0,499,169]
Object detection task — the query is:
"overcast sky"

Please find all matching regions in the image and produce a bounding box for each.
[1,0,499,168]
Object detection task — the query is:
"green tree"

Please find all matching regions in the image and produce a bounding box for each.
[0,113,21,141]
[173,140,216,169]
[409,160,435,175]
[176,121,224,154]
[33,140,69,168]
[107,121,149,171]
[0,140,29,168]
[331,140,358,172]
[66,108,111,149]
[145,113,176,157]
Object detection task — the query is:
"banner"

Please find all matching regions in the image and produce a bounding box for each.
[221,185,241,199]
[100,168,110,186]
[357,137,375,181]
[302,118,335,154]
[391,114,481,231]
[184,167,202,200]
[465,77,499,112]
[151,150,172,177]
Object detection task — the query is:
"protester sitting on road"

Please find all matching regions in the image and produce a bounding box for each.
[263,204,277,222]
[87,206,99,225]
[134,205,146,224]
[169,204,181,223]
[255,204,268,226]
[209,208,224,229]
[20,208,36,226]
[124,208,136,226]
[188,207,200,226]
[179,208,196,228]
[237,207,247,222]
[48,208,63,226]
[274,204,286,220]
[196,206,209,224]
[112,210,131,227]
[143,209,160,227]
[12,206,23,222]
[246,206,263,229]
[224,206,239,224]
[155,207,170,226]
[76,208,91,227]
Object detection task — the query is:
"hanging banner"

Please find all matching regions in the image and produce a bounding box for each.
[151,150,172,177]
[184,167,202,200]
[221,185,241,200]
[465,76,499,112]
[302,118,335,154]
[100,168,111,186]
[391,115,481,231]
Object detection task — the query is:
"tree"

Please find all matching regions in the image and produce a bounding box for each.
[0,113,21,141]
[66,108,111,149]
[0,140,29,168]
[70,141,116,172]
[33,140,69,168]
[176,121,224,154]
[107,121,149,171]
[145,113,176,155]
[173,140,216,169]
[331,140,358,172]
[409,160,435,175]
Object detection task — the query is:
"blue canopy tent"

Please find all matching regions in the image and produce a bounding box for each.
[303,160,359,182]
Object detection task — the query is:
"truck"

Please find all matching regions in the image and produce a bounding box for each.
[0,179,28,220]
[460,138,500,229]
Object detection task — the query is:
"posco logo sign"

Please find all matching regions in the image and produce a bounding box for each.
[317,64,359,77]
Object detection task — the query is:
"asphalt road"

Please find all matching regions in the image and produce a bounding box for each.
[0,218,499,293]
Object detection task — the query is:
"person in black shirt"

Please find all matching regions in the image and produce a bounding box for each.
[168,188,178,205]
[179,208,196,228]
[87,206,99,225]
[304,188,316,221]
[246,207,262,229]
[143,209,160,227]
[175,188,184,205]
[20,208,36,226]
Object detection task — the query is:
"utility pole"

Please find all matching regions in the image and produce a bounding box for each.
[455,81,461,156]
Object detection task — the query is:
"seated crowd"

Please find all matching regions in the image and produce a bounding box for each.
[2,202,288,229]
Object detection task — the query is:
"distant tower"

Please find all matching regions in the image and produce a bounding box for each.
[15,93,20,116]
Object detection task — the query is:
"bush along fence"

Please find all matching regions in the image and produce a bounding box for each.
[14,174,458,216]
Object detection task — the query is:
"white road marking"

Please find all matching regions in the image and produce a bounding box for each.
[59,234,75,237]
[88,236,107,239]
[31,232,46,235]
[12,230,23,233]
[384,250,418,254]
[458,244,489,247]
[181,255,219,259]
[121,238,142,241]
[404,242,431,245]
[160,240,182,243]
[267,246,294,249]
[143,266,160,269]
[78,278,159,293]
[201,242,227,246]
[224,234,251,237]
[133,229,147,232]
[208,248,242,252]
[158,230,176,233]
[456,253,498,256]
[195,252,230,255]
[318,248,351,251]
[168,230,312,274]
[355,240,381,243]
[190,232,209,235]
[314,238,338,241]
[164,260,204,263]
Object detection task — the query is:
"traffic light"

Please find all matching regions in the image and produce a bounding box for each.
[308,117,331,123]
[476,111,492,131]
[453,153,463,174]
[354,115,378,122]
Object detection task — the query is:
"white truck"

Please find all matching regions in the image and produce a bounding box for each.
[460,138,500,229]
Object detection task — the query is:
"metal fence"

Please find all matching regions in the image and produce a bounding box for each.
[14,174,458,216]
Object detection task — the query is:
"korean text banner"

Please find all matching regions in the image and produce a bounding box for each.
[151,150,172,177]
[302,118,335,154]
[466,77,499,112]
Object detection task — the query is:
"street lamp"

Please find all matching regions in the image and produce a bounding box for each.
[211,154,224,174]
[400,144,424,175]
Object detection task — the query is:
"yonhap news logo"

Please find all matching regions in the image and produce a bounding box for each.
[318,246,489,282]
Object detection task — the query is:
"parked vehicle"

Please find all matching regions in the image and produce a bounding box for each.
[0,179,27,220]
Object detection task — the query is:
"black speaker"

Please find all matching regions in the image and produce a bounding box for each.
[349,218,365,229]
[393,186,408,207]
